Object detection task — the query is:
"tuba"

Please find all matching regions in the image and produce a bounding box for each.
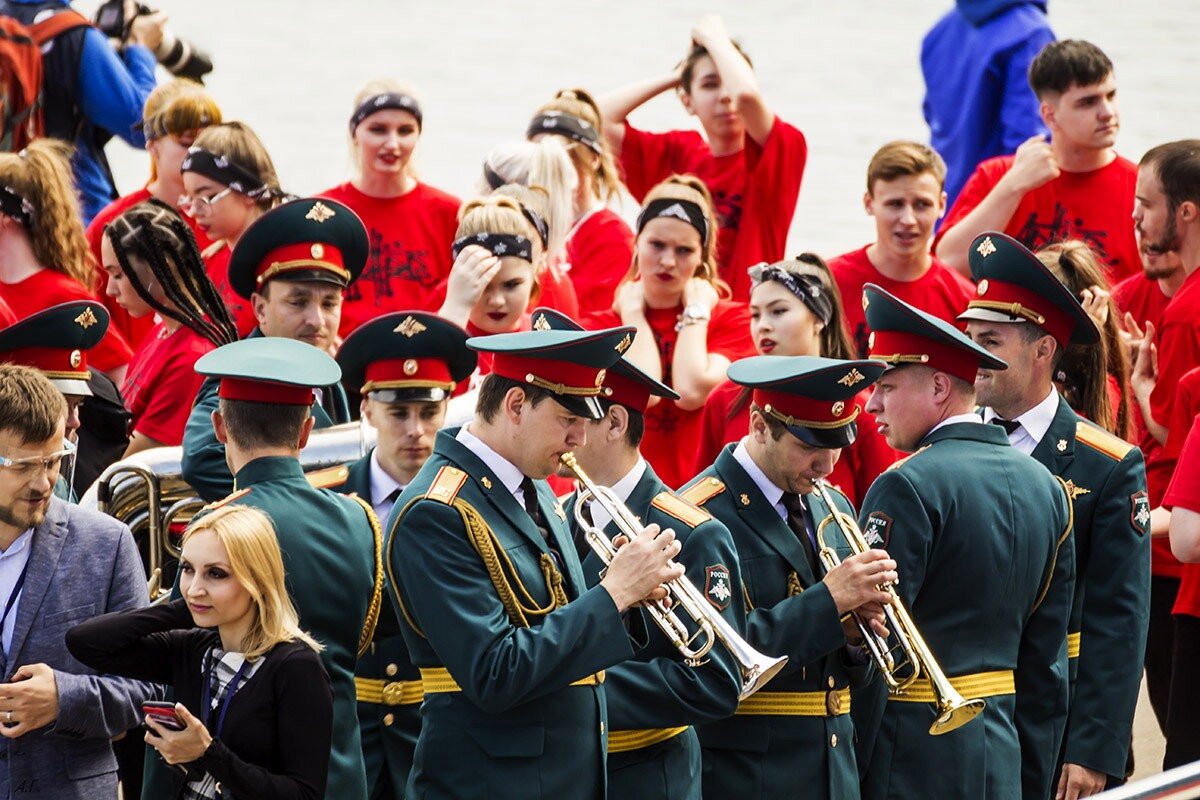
[812,479,984,735]
[80,420,377,602]
[561,452,788,700]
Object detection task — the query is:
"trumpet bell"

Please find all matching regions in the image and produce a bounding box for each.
[739,653,789,701]
[930,697,986,736]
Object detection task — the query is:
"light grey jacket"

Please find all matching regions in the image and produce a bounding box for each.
[0,497,160,799]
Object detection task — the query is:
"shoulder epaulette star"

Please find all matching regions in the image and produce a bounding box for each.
[679,476,726,507]
[305,464,349,490]
[651,491,711,528]
[886,444,931,471]
[1075,420,1134,461]
[199,486,252,513]
[425,466,468,505]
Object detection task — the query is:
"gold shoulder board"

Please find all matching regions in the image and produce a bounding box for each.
[200,239,228,260]
[425,466,468,505]
[200,486,252,513]
[886,444,930,471]
[679,477,726,507]
[306,464,350,489]
[651,491,711,528]
[1075,421,1134,461]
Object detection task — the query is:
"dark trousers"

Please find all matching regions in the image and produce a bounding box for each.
[1164,614,1200,769]
[1144,575,1180,731]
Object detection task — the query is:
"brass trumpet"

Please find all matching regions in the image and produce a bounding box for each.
[561,452,787,700]
[812,479,984,735]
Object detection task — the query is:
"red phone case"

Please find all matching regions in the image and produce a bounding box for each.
[143,702,185,731]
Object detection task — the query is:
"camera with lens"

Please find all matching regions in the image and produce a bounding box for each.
[93,0,213,82]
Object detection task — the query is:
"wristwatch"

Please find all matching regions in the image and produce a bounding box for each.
[676,303,712,331]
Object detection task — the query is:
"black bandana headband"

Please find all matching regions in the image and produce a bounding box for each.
[452,232,533,262]
[350,93,424,133]
[519,205,549,249]
[748,263,834,326]
[482,161,507,191]
[635,197,710,246]
[180,147,267,196]
[526,111,602,154]
[0,185,32,229]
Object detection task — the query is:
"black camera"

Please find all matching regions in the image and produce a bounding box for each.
[93,0,213,82]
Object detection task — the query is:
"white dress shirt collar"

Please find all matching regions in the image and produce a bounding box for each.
[981,387,1059,455]
[732,439,789,519]
[456,424,527,505]
[368,449,406,522]
[586,458,647,532]
[928,413,988,436]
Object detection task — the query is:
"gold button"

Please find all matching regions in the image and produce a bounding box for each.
[826,690,842,716]
[384,713,395,727]
[386,663,399,677]
[827,676,835,688]
[830,733,838,748]
[382,682,405,706]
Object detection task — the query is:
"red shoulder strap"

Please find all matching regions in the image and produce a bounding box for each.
[29,9,90,45]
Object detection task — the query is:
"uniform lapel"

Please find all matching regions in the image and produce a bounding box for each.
[344,451,374,505]
[715,449,817,586]
[1028,395,1077,475]
[6,499,69,676]
[533,482,585,597]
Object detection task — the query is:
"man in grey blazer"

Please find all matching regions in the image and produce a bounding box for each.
[0,365,158,798]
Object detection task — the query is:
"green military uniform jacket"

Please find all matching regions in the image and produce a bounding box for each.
[682,445,870,800]
[180,328,350,502]
[336,452,419,800]
[565,462,743,800]
[386,428,641,800]
[1022,396,1149,780]
[855,422,1075,800]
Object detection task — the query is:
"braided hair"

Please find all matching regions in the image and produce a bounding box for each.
[105,199,237,347]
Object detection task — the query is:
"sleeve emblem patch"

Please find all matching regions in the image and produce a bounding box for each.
[863,512,892,548]
[705,564,732,611]
[1131,490,1150,535]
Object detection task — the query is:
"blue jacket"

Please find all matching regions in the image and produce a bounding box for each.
[921,0,1054,209]
[2,0,156,223]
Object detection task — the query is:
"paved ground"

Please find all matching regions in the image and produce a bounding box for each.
[94,0,1182,780]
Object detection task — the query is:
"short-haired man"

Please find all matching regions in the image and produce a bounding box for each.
[856,283,1075,800]
[531,308,749,800]
[682,354,898,800]
[388,325,685,800]
[0,364,157,798]
[935,40,1140,282]
[192,336,383,799]
[334,311,478,800]
[962,232,1149,797]
[828,140,975,358]
[181,197,366,501]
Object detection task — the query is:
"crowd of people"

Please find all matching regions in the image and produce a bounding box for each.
[0,3,1199,799]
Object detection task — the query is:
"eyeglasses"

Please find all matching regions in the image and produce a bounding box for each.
[178,186,235,216]
[0,439,76,480]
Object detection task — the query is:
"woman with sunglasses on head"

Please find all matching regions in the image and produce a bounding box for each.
[0,139,132,384]
[590,174,754,489]
[86,79,222,350]
[180,122,287,337]
[693,255,896,505]
[102,200,238,457]
[321,79,460,337]
[526,88,634,322]
[67,504,333,800]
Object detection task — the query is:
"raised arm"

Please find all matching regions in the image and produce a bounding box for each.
[690,15,774,145]
[597,71,681,154]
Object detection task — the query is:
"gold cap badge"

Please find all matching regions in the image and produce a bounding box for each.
[403,359,419,376]
[394,316,427,338]
[310,243,325,259]
[69,349,82,368]
[976,236,997,258]
[977,279,989,296]
[306,201,335,223]
[838,369,864,387]
[74,307,98,329]
[533,314,551,331]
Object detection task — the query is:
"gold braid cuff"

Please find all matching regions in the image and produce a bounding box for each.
[347,494,385,658]
[786,571,804,598]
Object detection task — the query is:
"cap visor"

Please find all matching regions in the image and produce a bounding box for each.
[956,307,1024,325]
[50,378,93,397]
[269,269,349,289]
[553,394,604,420]
[368,387,450,404]
[787,421,858,449]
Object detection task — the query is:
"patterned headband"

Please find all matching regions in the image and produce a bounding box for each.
[180,147,267,196]
[350,93,423,133]
[451,232,533,262]
[526,111,602,154]
[748,263,834,325]
[635,197,710,245]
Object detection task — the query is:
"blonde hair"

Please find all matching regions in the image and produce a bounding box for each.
[478,139,576,259]
[455,195,540,302]
[191,122,284,211]
[532,88,622,203]
[626,174,728,297]
[182,505,322,660]
[347,77,422,177]
[143,80,222,180]
[0,139,91,285]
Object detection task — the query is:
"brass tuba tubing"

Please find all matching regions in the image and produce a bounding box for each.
[560,452,788,700]
[812,479,985,735]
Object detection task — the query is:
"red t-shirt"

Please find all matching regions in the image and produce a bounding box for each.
[320,181,460,336]
[85,188,214,351]
[618,118,808,301]
[694,379,896,506]
[464,315,532,388]
[565,207,634,324]
[829,246,975,358]
[1163,411,1200,618]
[591,300,755,489]
[201,242,257,337]
[936,155,1141,282]
[0,269,132,371]
[1150,268,1200,437]
[537,260,579,321]
[122,321,214,446]
[0,296,14,326]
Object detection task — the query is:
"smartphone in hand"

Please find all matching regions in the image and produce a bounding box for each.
[143,701,186,733]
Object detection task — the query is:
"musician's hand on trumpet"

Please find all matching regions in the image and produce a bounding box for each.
[822,549,896,635]
[601,523,686,613]
[844,601,889,644]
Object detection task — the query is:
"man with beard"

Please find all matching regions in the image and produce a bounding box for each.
[0,365,156,798]
[961,232,1148,798]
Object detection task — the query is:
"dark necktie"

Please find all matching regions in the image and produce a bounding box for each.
[781,492,821,575]
[521,478,552,543]
[990,417,1021,435]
